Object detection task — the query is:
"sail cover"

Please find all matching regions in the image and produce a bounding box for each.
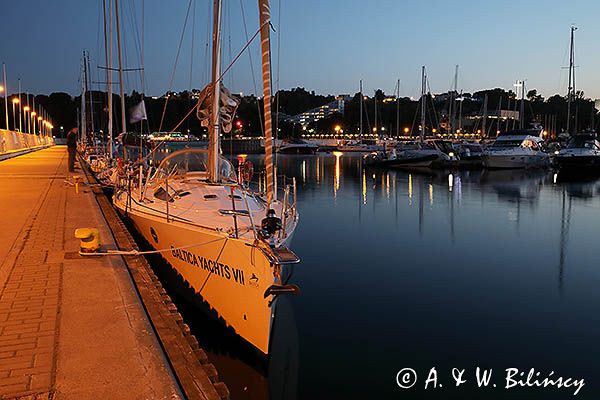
[196,83,240,133]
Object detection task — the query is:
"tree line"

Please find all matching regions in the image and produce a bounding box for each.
[2,86,596,139]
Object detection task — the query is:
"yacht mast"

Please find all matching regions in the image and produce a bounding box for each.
[81,52,87,143]
[566,25,576,134]
[208,0,223,183]
[451,65,458,139]
[258,0,275,204]
[396,79,400,137]
[359,79,363,139]
[482,93,488,137]
[458,90,463,133]
[86,51,95,137]
[115,0,127,160]
[420,66,426,142]
[103,0,113,158]
[373,90,377,135]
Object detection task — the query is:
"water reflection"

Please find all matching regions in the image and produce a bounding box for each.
[558,187,572,292]
[333,151,342,198]
[165,152,600,399]
[480,169,548,203]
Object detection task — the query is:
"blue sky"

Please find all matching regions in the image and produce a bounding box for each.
[1,0,599,99]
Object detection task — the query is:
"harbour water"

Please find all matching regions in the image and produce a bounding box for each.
[154,151,600,399]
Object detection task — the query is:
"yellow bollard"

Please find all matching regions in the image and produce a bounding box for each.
[74,227,101,253]
[73,175,82,194]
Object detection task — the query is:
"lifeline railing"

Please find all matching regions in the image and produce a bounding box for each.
[121,164,298,243]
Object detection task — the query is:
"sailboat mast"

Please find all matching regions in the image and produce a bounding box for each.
[208,0,223,183]
[374,90,377,135]
[482,93,488,137]
[451,64,458,139]
[115,0,127,160]
[103,0,113,158]
[359,79,363,139]
[259,0,274,204]
[396,79,400,137]
[81,52,87,143]
[420,66,426,142]
[566,25,576,134]
[86,51,95,136]
[458,90,463,133]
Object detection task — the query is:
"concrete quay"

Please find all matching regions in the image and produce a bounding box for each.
[0,146,227,399]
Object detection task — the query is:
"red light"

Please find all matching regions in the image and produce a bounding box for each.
[235,120,243,128]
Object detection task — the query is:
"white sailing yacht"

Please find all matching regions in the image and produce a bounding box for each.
[113,0,300,354]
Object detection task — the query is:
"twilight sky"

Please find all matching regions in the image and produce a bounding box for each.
[2,0,599,99]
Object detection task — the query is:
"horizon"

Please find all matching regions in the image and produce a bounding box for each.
[1,0,599,100]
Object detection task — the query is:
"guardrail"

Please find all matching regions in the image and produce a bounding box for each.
[0,129,54,155]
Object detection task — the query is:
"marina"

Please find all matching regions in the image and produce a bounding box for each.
[2,0,600,399]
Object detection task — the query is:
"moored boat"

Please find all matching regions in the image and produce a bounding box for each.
[113,0,301,355]
[555,132,600,171]
[482,128,550,169]
[277,138,318,154]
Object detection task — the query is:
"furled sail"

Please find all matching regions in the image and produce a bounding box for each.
[196,82,239,133]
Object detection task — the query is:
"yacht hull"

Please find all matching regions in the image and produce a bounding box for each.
[482,154,550,169]
[277,145,318,154]
[115,199,279,354]
[364,154,437,168]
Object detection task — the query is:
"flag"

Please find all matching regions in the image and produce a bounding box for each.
[129,100,147,123]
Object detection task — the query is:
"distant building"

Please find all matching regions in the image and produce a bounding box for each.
[465,109,520,122]
[285,96,346,127]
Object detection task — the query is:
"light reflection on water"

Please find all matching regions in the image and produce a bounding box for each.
[164,151,600,399]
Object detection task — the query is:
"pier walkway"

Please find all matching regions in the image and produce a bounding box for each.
[0,147,181,399]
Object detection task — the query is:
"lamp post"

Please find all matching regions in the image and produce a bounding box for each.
[23,106,30,134]
[37,116,42,135]
[2,63,7,130]
[0,84,4,131]
[31,111,36,135]
[17,79,21,133]
[11,98,19,131]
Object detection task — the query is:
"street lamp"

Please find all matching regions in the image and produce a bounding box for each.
[0,85,9,130]
[11,98,19,131]
[31,111,36,135]
[0,85,4,131]
[23,106,30,134]
[37,116,42,135]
